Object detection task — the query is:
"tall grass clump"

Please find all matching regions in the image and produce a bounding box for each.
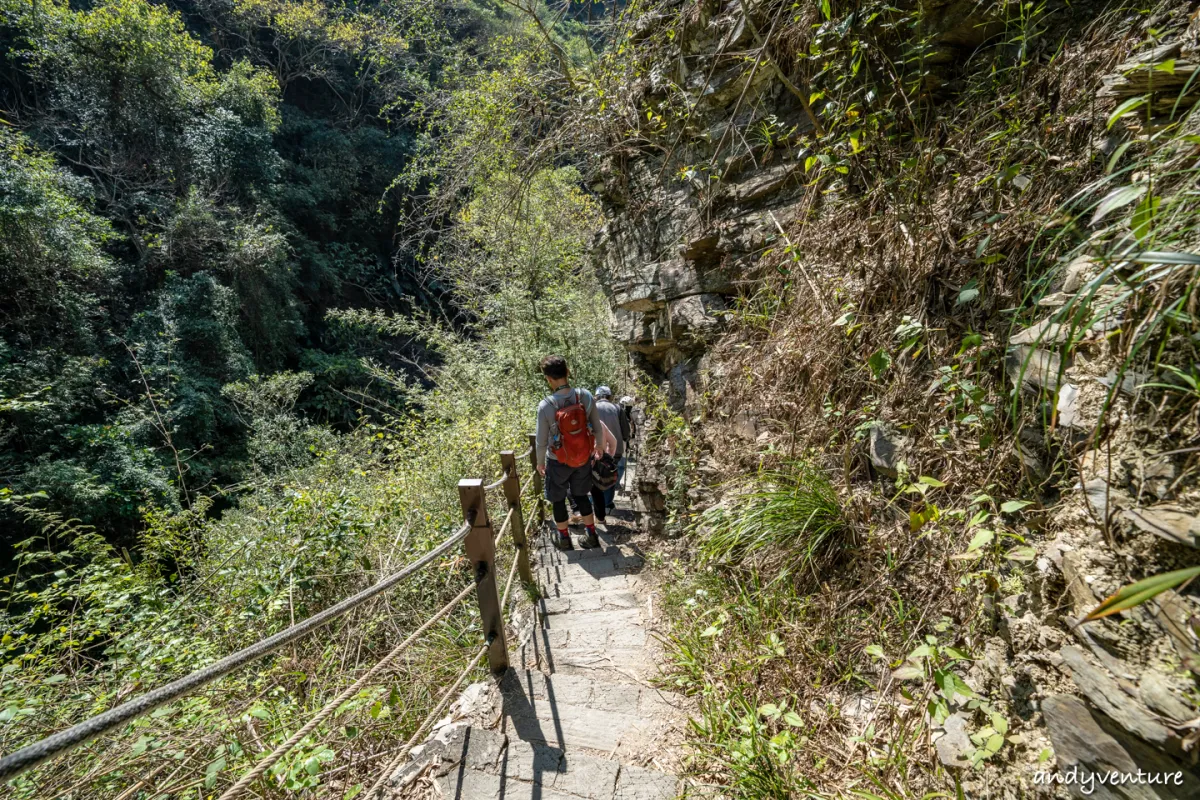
[696,461,847,576]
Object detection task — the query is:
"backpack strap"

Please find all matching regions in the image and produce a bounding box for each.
[548,388,583,411]
[547,388,571,409]
[546,389,573,445]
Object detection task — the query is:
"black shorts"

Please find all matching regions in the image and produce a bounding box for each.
[544,458,593,502]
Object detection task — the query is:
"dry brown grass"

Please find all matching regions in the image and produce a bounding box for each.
[632,0,1199,795]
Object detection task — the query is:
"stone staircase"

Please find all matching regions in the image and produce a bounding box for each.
[384,499,689,800]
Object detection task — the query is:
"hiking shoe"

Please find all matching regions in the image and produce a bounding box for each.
[584,531,601,549]
[556,533,574,551]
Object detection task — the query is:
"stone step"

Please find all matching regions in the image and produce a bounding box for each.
[537,561,645,597]
[525,646,659,683]
[504,669,687,718]
[539,609,648,650]
[392,724,679,800]
[517,630,657,682]
[537,543,644,568]
[538,589,640,616]
[537,559,643,583]
[495,670,687,754]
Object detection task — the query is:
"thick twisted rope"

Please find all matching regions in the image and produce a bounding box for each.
[366,545,522,798]
[216,580,478,800]
[0,521,472,781]
[363,643,489,798]
[493,506,514,546]
[500,537,521,607]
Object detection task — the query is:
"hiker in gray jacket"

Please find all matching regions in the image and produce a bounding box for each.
[535,355,616,549]
[594,386,631,514]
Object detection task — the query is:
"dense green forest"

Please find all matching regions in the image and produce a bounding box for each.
[0,0,623,795]
[7,0,1200,795]
[0,0,542,537]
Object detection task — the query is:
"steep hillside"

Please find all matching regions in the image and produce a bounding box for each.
[587,0,1200,794]
[0,2,627,796]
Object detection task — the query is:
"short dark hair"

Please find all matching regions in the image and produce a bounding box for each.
[540,355,568,380]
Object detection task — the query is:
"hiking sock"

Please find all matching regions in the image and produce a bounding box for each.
[557,527,570,539]
[585,524,596,537]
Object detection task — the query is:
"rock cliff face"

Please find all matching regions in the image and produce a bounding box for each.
[590,0,1004,406]
[591,0,1200,795]
[590,5,803,405]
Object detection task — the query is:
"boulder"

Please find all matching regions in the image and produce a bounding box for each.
[1059,647,1177,755]
[934,711,972,769]
[868,423,910,478]
[1042,695,1172,800]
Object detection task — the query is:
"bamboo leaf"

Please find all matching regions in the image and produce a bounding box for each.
[1084,566,1200,621]
[1091,184,1148,225]
[1107,96,1147,129]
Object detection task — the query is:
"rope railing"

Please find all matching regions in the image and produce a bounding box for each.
[0,520,472,781]
[1,435,546,793]
[501,532,522,608]
[364,643,489,799]
[367,516,529,798]
[494,505,515,546]
[216,580,479,800]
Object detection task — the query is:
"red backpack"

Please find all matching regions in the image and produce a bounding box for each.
[549,390,595,468]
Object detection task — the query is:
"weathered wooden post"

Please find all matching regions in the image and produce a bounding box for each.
[500,451,535,588]
[458,479,508,673]
[528,433,545,526]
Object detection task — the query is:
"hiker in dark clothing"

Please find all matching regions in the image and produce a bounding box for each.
[594,386,630,514]
[535,355,615,549]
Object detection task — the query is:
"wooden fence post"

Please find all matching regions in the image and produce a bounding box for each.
[528,433,545,527]
[500,451,535,588]
[458,479,508,674]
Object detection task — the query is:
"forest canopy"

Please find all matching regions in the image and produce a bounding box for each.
[0,0,600,533]
[0,0,624,796]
